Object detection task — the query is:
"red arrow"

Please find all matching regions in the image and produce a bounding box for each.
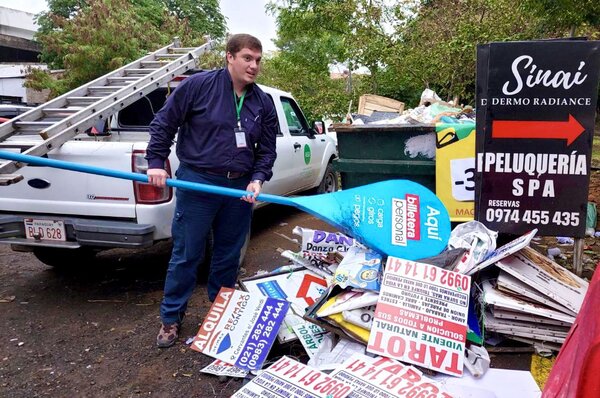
[491,114,585,146]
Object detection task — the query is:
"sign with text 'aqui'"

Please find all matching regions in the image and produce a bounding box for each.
[475,40,600,237]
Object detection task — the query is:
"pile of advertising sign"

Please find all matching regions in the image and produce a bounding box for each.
[189,220,578,397]
[479,245,588,351]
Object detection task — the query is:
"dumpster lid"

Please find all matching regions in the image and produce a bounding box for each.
[334,123,435,133]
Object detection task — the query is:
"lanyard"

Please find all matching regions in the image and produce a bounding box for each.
[233,90,246,128]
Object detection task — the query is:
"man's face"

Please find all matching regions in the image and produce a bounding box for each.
[227,47,262,87]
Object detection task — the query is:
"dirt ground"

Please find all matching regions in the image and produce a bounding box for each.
[2,172,600,398]
[0,206,323,397]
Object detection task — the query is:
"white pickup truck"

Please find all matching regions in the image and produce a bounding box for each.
[0,81,338,266]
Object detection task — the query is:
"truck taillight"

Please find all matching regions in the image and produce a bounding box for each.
[132,150,173,204]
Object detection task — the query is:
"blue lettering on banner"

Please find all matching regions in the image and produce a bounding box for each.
[235,297,290,370]
[257,281,288,300]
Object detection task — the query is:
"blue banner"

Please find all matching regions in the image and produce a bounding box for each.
[235,297,290,370]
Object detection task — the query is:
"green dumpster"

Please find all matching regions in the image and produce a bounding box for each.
[332,124,436,191]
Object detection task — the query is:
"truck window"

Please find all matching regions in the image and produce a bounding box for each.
[117,89,169,127]
[281,97,309,136]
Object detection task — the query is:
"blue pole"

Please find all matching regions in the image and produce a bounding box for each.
[0,151,296,207]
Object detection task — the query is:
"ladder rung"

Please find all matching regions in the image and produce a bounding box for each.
[2,131,43,136]
[43,108,79,114]
[67,97,104,104]
[88,86,125,91]
[141,61,169,67]
[14,121,54,128]
[107,77,139,82]
[170,47,196,52]
[156,54,182,59]
[125,69,155,74]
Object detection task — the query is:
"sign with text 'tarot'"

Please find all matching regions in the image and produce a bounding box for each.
[475,40,600,237]
[367,257,471,376]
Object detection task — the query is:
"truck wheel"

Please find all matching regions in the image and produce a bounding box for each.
[32,247,97,268]
[316,163,339,194]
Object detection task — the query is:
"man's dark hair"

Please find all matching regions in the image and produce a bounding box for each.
[226,34,262,55]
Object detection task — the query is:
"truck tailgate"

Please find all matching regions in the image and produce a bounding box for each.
[0,141,138,219]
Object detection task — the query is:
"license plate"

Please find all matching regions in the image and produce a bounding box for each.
[24,219,66,241]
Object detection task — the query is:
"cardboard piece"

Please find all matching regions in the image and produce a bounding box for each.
[496,271,575,315]
[303,286,371,345]
[485,312,568,344]
[496,246,588,314]
[358,94,405,115]
[481,280,575,324]
[491,307,572,327]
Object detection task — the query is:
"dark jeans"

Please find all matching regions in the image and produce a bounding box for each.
[160,163,252,325]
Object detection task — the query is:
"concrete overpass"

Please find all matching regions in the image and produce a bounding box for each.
[0,6,41,62]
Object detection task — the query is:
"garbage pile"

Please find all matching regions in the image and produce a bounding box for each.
[189,219,582,397]
[349,89,475,126]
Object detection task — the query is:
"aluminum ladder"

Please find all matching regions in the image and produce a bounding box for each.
[0,39,214,185]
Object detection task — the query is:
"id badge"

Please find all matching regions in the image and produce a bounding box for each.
[234,127,247,148]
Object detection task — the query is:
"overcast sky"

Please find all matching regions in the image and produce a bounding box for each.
[0,0,278,52]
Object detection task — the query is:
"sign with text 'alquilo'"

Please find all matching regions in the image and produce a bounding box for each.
[191,288,289,371]
[475,40,600,237]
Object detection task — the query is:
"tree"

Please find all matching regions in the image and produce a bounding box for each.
[392,0,549,105]
[523,0,600,37]
[29,0,225,96]
[163,0,225,39]
[263,0,401,120]
[264,0,598,118]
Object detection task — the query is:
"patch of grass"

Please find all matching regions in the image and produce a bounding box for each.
[593,135,600,168]
[593,121,600,168]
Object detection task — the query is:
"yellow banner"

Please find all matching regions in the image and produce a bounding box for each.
[435,123,475,221]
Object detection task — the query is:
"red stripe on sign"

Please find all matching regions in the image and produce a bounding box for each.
[191,287,236,352]
[375,302,467,342]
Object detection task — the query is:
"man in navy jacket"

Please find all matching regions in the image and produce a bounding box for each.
[146,34,278,348]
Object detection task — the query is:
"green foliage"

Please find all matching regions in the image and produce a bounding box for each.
[523,0,600,35]
[395,0,546,105]
[30,0,225,97]
[264,0,399,120]
[258,54,364,122]
[163,0,226,39]
[263,0,599,119]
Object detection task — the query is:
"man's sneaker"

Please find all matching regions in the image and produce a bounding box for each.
[156,323,179,348]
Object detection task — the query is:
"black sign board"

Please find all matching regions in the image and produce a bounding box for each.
[475,40,600,237]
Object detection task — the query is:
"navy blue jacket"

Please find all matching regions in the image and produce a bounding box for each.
[146,68,278,182]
